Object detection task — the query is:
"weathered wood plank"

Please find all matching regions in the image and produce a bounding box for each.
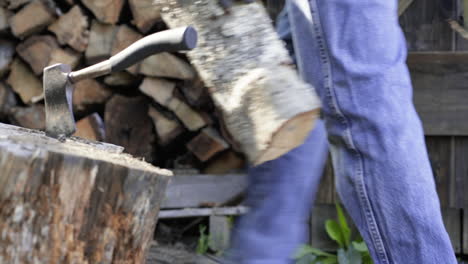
[315,156,335,204]
[158,206,248,219]
[408,53,468,135]
[426,137,454,208]
[442,208,461,253]
[399,0,456,51]
[162,174,247,209]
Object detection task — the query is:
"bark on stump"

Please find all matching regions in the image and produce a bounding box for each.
[0,123,172,264]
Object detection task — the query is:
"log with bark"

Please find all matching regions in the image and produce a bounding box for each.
[157,0,321,165]
[0,123,171,263]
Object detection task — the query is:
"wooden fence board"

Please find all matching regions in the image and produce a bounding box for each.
[426,137,454,208]
[399,0,456,51]
[442,208,462,253]
[161,174,247,209]
[408,56,468,135]
[315,156,336,204]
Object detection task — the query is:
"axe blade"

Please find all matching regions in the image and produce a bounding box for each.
[43,63,76,138]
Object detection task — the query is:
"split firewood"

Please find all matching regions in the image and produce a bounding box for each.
[10,0,56,39]
[81,0,124,24]
[73,113,105,141]
[49,47,81,70]
[187,127,229,161]
[202,151,245,174]
[0,123,171,264]
[0,82,16,119]
[139,52,196,80]
[0,40,15,77]
[148,106,184,145]
[129,0,162,33]
[158,0,321,164]
[16,35,59,75]
[104,71,139,86]
[48,6,89,52]
[85,20,117,64]
[9,104,45,130]
[105,95,156,162]
[6,58,42,104]
[111,25,142,74]
[139,77,207,131]
[179,77,210,108]
[72,79,112,114]
[0,7,11,32]
[139,77,176,107]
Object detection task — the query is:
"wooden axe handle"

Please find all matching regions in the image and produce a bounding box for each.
[69,26,197,82]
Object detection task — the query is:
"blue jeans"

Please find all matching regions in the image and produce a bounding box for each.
[224,0,457,263]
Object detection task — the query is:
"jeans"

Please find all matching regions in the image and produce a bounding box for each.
[224,0,457,263]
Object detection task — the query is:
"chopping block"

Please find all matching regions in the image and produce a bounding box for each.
[0,123,172,264]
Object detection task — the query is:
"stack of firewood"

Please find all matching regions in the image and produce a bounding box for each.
[0,0,247,173]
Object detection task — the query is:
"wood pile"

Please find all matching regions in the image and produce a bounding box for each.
[0,0,249,173]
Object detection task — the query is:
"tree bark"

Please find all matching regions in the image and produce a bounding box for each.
[0,123,171,264]
[157,0,321,165]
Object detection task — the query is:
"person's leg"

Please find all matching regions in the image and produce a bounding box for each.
[287,0,457,263]
[224,120,328,264]
[223,8,330,264]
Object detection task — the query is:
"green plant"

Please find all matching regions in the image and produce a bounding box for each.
[294,203,373,264]
[196,224,211,255]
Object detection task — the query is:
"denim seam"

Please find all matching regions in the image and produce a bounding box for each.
[306,0,390,263]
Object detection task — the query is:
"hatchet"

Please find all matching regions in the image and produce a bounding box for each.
[43,26,197,139]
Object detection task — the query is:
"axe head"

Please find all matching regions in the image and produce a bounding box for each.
[43,63,76,139]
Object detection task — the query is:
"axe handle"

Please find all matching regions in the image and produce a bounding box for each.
[69,26,198,83]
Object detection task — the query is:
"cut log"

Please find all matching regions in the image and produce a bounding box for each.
[16,35,59,75]
[82,0,124,24]
[73,113,105,141]
[111,25,142,74]
[105,95,157,162]
[148,106,184,145]
[187,127,229,161]
[139,52,196,80]
[49,47,81,70]
[0,7,11,32]
[0,123,171,263]
[104,71,139,86]
[6,58,42,104]
[8,104,45,130]
[158,0,321,164]
[10,0,55,39]
[48,6,89,52]
[85,20,117,64]
[202,151,245,174]
[0,40,15,77]
[72,79,112,114]
[0,82,16,119]
[129,0,162,33]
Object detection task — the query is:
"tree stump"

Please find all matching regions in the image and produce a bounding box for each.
[0,123,172,264]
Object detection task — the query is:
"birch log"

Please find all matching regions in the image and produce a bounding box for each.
[0,123,171,264]
[157,0,321,165]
